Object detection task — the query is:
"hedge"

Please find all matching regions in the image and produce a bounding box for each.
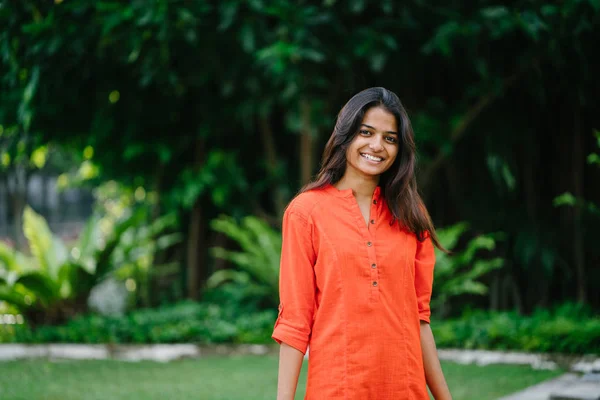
[1,301,276,345]
[2,302,598,355]
[432,303,600,355]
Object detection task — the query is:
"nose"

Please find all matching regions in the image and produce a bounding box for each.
[369,135,384,152]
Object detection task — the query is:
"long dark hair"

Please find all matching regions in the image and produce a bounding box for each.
[302,87,446,251]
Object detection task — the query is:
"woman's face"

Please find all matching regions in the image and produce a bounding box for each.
[344,106,399,180]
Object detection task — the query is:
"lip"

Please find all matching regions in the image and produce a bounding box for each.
[360,153,384,163]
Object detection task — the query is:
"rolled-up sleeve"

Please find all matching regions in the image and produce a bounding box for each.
[415,234,435,323]
[272,209,316,354]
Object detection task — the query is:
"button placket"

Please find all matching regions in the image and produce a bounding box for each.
[370,258,380,292]
[367,244,379,297]
[367,193,380,296]
[350,188,381,298]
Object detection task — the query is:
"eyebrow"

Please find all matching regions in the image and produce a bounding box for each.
[361,124,398,135]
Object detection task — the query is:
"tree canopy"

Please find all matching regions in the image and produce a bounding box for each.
[2,0,599,311]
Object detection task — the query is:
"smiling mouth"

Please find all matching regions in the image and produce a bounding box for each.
[360,153,384,162]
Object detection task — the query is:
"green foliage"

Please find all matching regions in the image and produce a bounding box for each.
[0,301,23,342]
[3,301,276,345]
[205,216,504,317]
[433,223,504,317]
[23,206,69,282]
[0,131,47,172]
[553,130,600,216]
[588,131,600,167]
[6,298,599,355]
[0,206,70,312]
[1,0,599,311]
[207,215,281,308]
[432,303,600,355]
[168,150,249,210]
[0,202,181,324]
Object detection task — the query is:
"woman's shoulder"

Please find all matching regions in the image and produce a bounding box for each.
[285,187,329,220]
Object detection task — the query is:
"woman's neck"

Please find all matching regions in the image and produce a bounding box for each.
[335,173,379,199]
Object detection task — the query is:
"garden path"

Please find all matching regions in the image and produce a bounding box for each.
[499,373,600,400]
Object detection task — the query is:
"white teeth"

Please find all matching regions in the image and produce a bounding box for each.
[361,153,383,162]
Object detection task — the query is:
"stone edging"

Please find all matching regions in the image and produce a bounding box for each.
[0,343,277,363]
[0,344,598,371]
[437,349,600,373]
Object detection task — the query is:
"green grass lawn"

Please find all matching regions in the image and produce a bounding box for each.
[0,355,562,400]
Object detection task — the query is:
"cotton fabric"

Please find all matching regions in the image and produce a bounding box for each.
[272,184,435,400]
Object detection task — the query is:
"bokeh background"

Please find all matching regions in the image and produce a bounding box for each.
[0,1,599,399]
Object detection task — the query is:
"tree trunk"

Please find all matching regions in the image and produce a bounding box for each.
[300,99,314,186]
[259,115,287,219]
[149,164,165,306]
[186,138,205,300]
[186,199,203,300]
[572,109,586,303]
[503,272,523,313]
[8,166,29,251]
[443,158,463,216]
[210,230,229,273]
[489,274,500,311]
[522,140,547,310]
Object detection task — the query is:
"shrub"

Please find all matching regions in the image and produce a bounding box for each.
[207,215,281,309]
[4,297,598,355]
[0,205,181,326]
[433,223,504,318]
[432,304,600,355]
[2,300,276,345]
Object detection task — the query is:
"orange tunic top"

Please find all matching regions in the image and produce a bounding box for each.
[272,184,435,400]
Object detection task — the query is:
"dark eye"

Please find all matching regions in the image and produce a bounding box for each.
[386,136,398,143]
[359,129,371,136]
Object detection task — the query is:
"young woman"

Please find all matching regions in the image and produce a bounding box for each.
[272,87,452,400]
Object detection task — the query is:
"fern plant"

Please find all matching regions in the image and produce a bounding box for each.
[207,215,503,316]
[0,206,181,325]
[433,222,504,318]
[207,215,281,308]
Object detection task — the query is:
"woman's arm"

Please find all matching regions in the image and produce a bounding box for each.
[272,207,317,399]
[276,343,305,400]
[421,322,452,400]
[414,233,451,399]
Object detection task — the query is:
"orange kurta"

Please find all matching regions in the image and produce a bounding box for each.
[272,184,435,400]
